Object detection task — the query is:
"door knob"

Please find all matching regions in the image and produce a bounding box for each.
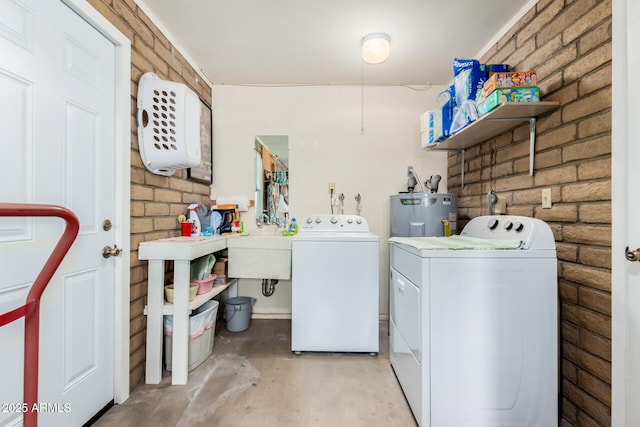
[625,246,640,262]
[102,245,121,258]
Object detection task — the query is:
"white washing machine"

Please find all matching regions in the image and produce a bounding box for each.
[291,214,379,353]
[389,215,558,426]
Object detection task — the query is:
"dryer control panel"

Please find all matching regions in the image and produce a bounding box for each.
[298,214,370,233]
[460,215,556,250]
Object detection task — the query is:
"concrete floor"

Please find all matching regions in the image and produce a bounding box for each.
[95,319,416,427]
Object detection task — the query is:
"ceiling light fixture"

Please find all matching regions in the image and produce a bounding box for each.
[361,33,390,64]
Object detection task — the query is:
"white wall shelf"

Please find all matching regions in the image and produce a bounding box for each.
[427,101,559,186]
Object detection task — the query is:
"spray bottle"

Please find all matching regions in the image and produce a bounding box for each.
[187,203,201,237]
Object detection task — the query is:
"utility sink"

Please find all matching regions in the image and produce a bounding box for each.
[227,233,292,280]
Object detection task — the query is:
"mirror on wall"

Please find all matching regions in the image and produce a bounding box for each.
[255,136,289,225]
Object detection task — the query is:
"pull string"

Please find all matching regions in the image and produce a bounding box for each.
[361,59,365,135]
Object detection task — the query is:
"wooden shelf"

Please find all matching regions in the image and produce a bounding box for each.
[429,102,558,150]
[427,101,559,184]
[144,278,238,316]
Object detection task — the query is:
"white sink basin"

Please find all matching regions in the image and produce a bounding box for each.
[227,234,292,279]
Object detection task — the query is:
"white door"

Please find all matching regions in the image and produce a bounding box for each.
[613,0,640,424]
[0,0,116,425]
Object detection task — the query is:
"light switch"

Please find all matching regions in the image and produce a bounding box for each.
[542,188,552,209]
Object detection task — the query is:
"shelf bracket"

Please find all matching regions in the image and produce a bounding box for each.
[476,116,538,176]
[529,118,536,176]
[461,149,465,188]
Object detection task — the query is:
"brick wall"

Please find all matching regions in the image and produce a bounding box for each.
[447,0,612,424]
[87,0,212,390]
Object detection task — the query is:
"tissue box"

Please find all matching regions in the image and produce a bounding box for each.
[477,87,540,117]
[482,72,537,98]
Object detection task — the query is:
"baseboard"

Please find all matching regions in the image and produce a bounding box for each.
[249,314,390,320]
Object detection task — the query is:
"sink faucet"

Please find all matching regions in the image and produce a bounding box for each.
[257,213,269,228]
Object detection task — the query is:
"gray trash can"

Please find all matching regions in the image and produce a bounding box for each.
[224,296,256,332]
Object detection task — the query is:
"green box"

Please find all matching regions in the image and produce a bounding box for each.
[477,87,540,117]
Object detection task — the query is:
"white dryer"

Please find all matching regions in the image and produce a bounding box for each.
[292,214,379,353]
[389,215,558,426]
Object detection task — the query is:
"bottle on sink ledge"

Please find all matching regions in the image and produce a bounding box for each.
[289,217,298,236]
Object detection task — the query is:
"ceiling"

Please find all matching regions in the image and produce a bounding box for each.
[137,0,535,87]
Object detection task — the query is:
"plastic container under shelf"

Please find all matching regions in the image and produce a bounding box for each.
[164,283,197,303]
[164,300,218,372]
[192,274,216,295]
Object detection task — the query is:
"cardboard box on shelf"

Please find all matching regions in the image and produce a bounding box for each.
[213,258,228,276]
[482,72,537,98]
[477,87,540,117]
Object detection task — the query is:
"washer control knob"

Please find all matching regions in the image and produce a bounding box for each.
[514,222,524,232]
[330,216,338,224]
[503,221,513,231]
[488,219,499,230]
[315,217,322,224]
[347,217,353,224]
[306,217,313,224]
[356,218,362,224]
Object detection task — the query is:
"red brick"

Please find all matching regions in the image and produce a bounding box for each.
[154,188,182,203]
[562,262,611,292]
[494,174,534,192]
[534,165,577,186]
[562,180,611,202]
[563,378,611,425]
[579,245,611,268]
[579,18,612,57]
[563,320,581,346]
[563,0,613,45]
[562,223,611,246]
[577,110,611,139]
[517,0,564,46]
[562,87,612,123]
[579,202,611,223]
[563,135,611,162]
[535,204,578,222]
[579,286,611,315]
[536,41,579,81]
[557,242,579,262]
[536,124,577,151]
[560,280,579,304]
[562,340,611,381]
[580,329,611,362]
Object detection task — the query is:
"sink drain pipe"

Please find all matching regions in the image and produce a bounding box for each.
[262,278,278,297]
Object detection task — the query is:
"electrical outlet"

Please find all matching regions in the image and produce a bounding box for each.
[328,182,336,194]
[541,188,552,209]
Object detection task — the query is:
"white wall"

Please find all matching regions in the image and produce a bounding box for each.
[211,84,448,316]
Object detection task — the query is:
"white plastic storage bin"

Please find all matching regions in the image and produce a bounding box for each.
[164,300,218,372]
[136,72,202,176]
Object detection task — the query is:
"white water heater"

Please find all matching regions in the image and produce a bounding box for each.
[390,193,458,237]
[136,72,201,176]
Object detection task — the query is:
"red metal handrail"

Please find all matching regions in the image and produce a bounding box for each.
[0,203,80,427]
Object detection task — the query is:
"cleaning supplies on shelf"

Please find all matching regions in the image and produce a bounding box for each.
[283,212,290,236]
[289,217,298,236]
[188,203,201,236]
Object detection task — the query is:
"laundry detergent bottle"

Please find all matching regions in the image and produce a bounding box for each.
[289,217,298,236]
[188,203,201,236]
